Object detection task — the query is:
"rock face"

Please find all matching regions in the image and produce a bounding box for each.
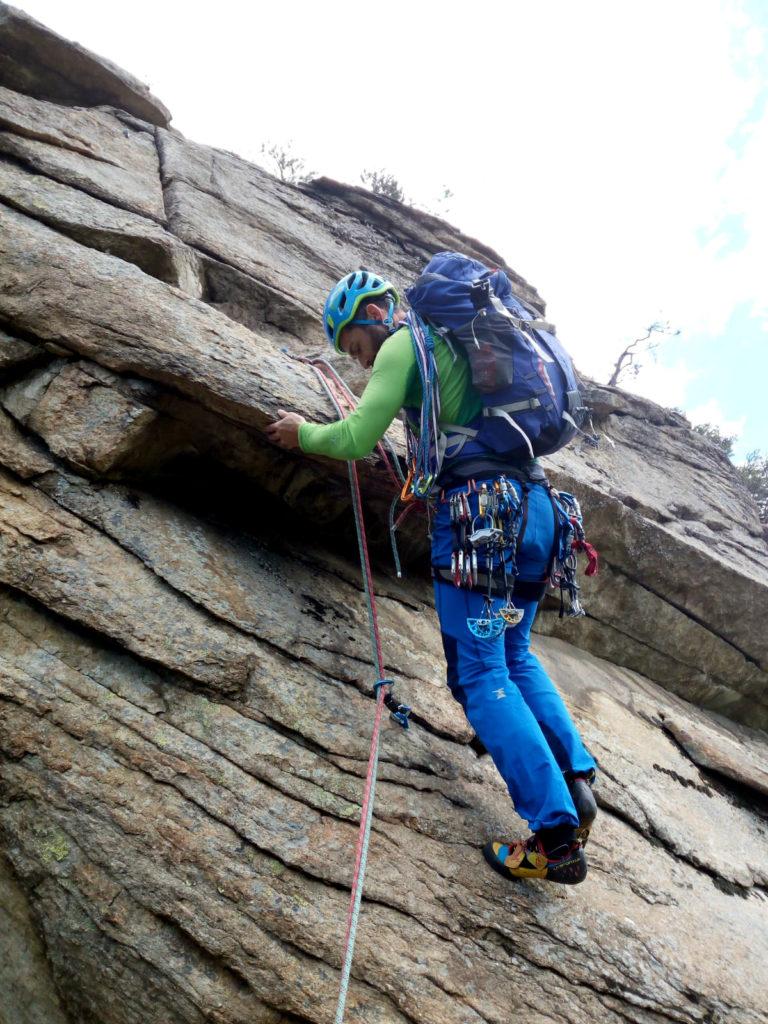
[0,17,767,1024]
[0,853,70,1024]
[0,3,170,125]
[540,386,768,726]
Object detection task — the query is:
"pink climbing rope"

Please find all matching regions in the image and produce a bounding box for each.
[298,357,398,1023]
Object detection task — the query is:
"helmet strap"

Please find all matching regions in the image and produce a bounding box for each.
[350,297,396,331]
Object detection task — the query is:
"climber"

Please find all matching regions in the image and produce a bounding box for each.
[266,268,597,885]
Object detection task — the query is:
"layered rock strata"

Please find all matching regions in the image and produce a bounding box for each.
[1,8,767,1024]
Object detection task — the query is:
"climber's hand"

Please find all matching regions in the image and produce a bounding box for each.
[267,409,306,450]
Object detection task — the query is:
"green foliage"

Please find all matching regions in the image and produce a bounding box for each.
[260,141,313,184]
[692,422,736,458]
[436,185,454,209]
[420,184,455,218]
[360,169,406,203]
[736,450,768,524]
[359,172,456,219]
[691,425,766,523]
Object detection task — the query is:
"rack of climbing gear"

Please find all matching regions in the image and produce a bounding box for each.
[549,490,599,617]
[440,475,600,634]
[293,354,411,1024]
[443,475,529,638]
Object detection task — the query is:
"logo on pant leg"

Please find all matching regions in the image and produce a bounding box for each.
[493,688,506,700]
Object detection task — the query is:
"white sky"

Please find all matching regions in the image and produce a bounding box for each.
[14,0,768,457]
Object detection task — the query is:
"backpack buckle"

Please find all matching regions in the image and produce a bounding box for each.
[469,278,492,310]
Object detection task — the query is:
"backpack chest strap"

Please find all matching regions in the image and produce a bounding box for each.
[484,398,543,416]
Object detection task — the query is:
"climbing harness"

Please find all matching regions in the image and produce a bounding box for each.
[296,355,411,1024]
[444,475,527,637]
[436,475,600,635]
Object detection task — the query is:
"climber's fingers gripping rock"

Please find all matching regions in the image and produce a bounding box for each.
[267,409,306,450]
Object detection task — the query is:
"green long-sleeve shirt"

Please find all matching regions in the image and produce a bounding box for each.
[299,325,482,460]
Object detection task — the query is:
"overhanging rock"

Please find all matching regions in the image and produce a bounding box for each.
[0,2,170,125]
[2,165,765,726]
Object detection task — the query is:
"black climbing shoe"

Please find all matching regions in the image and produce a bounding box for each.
[483,834,588,885]
[568,772,597,847]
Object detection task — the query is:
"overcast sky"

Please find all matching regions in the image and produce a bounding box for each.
[16,0,767,459]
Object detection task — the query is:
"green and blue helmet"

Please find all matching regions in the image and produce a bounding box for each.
[323,270,400,351]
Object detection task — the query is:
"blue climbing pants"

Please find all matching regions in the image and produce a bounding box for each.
[432,477,596,832]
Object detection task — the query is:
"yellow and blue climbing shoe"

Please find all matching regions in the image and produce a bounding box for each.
[483,833,588,885]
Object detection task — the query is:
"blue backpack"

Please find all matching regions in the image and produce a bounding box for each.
[404,252,586,491]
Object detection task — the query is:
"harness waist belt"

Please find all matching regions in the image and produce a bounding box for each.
[437,458,550,488]
[432,567,550,602]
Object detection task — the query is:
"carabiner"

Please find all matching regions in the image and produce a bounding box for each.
[400,465,415,503]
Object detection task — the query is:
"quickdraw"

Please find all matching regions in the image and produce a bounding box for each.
[549,491,599,617]
[374,678,413,730]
